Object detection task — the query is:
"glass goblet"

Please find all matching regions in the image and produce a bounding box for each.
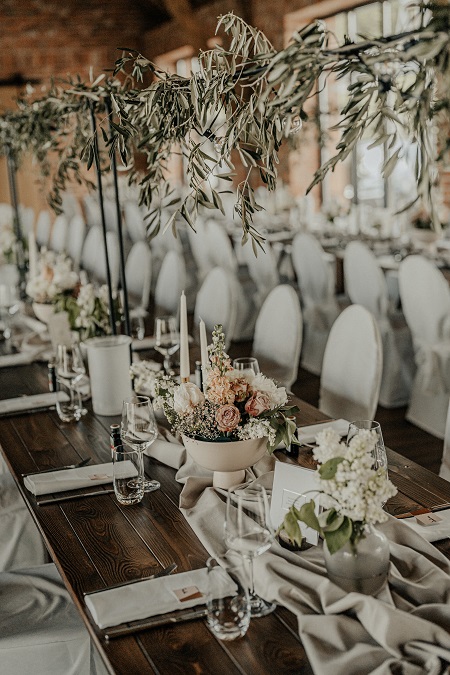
[154,316,180,374]
[224,485,276,617]
[232,357,260,376]
[55,343,86,418]
[121,395,160,493]
[347,420,388,474]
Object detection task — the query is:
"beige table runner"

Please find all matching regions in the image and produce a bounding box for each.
[176,456,450,675]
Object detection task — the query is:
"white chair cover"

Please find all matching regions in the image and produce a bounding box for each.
[61,192,81,222]
[83,194,101,228]
[440,403,450,481]
[292,232,340,375]
[103,199,118,232]
[344,241,414,408]
[242,241,279,309]
[399,255,450,438]
[80,225,102,276]
[0,474,46,572]
[81,227,120,289]
[35,210,51,247]
[204,219,238,274]
[320,304,383,421]
[154,250,187,316]
[49,214,69,253]
[126,241,152,309]
[18,206,34,235]
[194,267,238,350]
[66,214,86,270]
[252,285,302,390]
[124,200,147,243]
[186,218,214,283]
[0,563,91,675]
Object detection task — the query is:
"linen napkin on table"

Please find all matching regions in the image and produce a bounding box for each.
[0,351,39,368]
[24,462,115,496]
[85,568,214,629]
[403,508,450,542]
[144,431,186,470]
[296,418,349,445]
[0,391,68,416]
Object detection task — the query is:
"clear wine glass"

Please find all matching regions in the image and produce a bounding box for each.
[121,395,160,493]
[55,343,86,417]
[224,485,276,617]
[154,316,180,374]
[0,283,19,342]
[232,357,260,376]
[347,420,388,474]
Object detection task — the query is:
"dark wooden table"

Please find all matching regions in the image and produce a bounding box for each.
[1,359,450,674]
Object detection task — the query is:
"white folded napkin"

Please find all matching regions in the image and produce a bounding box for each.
[86,567,221,629]
[0,351,36,368]
[24,462,115,496]
[144,436,185,470]
[17,315,48,334]
[403,509,450,543]
[297,418,350,445]
[0,391,68,416]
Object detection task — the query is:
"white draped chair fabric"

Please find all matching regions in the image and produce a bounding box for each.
[18,205,34,235]
[320,304,383,421]
[123,200,147,243]
[0,563,92,675]
[49,214,69,253]
[291,232,340,375]
[440,403,450,481]
[194,267,238,350]
[252,285,302,390]
[125,241,152,338]
[81,227,120,289]
[154,249,187,317]
[242,241,279,309]
[344,241,414,408]
[35,210,51,248]
[66,214,87,270]
[399,255,450,438]
[186,218,214,284]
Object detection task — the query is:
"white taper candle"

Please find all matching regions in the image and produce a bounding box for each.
[179,291,190,381]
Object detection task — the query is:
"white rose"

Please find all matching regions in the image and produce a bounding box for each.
[173,382,205,415]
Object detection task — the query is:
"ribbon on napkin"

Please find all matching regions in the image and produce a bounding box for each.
[85,568,213,629]
[24,462,115,496]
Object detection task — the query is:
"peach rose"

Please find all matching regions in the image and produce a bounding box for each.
[215,404,241,432]
[245,391,271,417]
[230,377,250,403]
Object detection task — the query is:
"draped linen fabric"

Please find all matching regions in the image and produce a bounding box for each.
[252,284,303,390]
[344,241,415,408]
[292,233,340,375]
[320,304,383,421]
[154,249,187,316]
[177,456,450,675]
[399,256,450,438]
[242,240,280,309]
[439,403,450,481]
[0,563,91,675]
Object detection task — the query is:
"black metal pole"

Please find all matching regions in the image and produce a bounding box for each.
[5,144,26,298]
[105,97,131,337]
[88,101,117,335]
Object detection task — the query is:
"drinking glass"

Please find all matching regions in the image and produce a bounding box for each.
[206,557,251,641]
[113,446,144,505]
[56,343,87,417]
[55,376,82,423]
[347,420,388,473]
[121,395,160,493]
[232,357,260,376]
[224,485,276,617]
[0,283,19,341]
[154,316,179,374]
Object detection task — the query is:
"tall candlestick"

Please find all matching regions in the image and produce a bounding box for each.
[179,291,190,381]
[28,230,38,280]
[199,318,209,389]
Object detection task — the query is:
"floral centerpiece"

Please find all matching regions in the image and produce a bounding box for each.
[0,204,16,264]
[26,249,78,304]
[154,325,298,452]
[129,359,162,398]
[59,283,122,341]
[283,428,397,553]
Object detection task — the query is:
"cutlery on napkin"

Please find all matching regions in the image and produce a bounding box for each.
[296,418,350,445]
[36,488,115,506]
[84,562,178,596]
[85,567,220,630]
[24,461,117,496]
[22,457,92,477]
[0,391,69,417]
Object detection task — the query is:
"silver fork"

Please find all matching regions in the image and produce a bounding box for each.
[21,457,92,477]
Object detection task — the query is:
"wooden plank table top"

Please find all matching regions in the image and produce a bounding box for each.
[1,359,450,673]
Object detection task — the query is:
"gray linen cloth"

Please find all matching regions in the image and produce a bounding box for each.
[176,455,450,675]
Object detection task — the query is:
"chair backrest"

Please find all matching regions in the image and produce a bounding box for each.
[98,232,120,288]
[49,214,69,253]
[80,226,119,288]
[83,193,101,228]
[440,402,450,481]
[35,210,51,247]
[61,192,81,221]
[252,285,302,390]
[80,225,102,275]
[124,200,147,243]
[125,241,152,308]
[320,304,382,421]
[194,267,238,349]
[18,205,34,235]
[344,241,389,318]
[399,255,450,346]
[66,214,86,269]
[292,232,334,304]
[242,241,279,302]
[103,199,119,232]
[154,250,187,315]
[186,218,214,282]
[204,219,237,273]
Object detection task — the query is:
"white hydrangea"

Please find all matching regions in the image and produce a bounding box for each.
[313,429,345,463]
[249,373,287,407]
[26,249,78,302]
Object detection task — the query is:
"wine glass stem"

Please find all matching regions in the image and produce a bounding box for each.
[163,355,172,374]
[246,555,256,597]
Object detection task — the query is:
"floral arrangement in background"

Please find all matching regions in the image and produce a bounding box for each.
[26,249,78,303]
[130,359,162,398]
[321,199,349,225]
[54,283,123,341]
[0,204,17,264]
[281,428,397,552]
[154,325,298,451]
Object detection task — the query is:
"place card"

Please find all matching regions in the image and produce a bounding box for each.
[270,460,320,545]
